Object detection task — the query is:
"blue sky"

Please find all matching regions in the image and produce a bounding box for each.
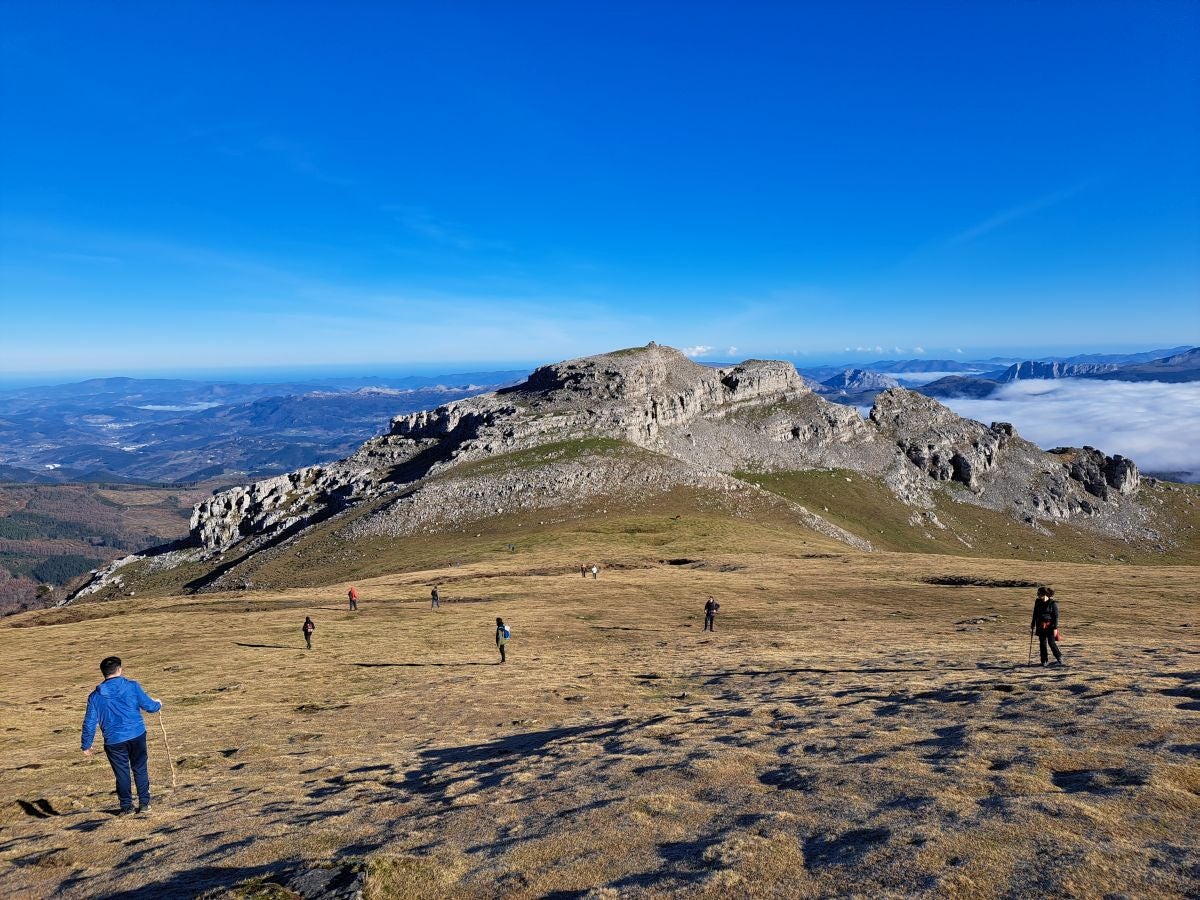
[1,1,1198,378]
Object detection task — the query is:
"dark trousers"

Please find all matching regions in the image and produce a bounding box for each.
[1038,632,1061,664]
[304,632,312,649]
[431,598,440,608]
[104,732,150,811]
[349,599,357,610]
[498,643,506,663]
[704,614,715,632]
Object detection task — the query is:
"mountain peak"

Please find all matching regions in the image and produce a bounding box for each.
[71,344,1161,599]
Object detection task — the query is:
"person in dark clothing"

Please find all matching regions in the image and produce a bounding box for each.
[81,656,162,814]
[703,596,719,632]
[303,616,315,649]
[1031,587,1063,667]
[431,586,440,609]
[347,587,358,611]
[495,617,509,664]
[581,565,587,578]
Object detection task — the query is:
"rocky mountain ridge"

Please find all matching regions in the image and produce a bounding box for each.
[920,346,1200,399]
[998,360,1120,381]
[72,344,1159,600]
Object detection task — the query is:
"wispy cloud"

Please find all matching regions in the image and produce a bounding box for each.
[940,379,1200,480]
[255,135,354,186]
[683,345,714,357]
[945,182,1091,247]
[913,346,925,354]
[383,204,510,253]
[726,346,738,356]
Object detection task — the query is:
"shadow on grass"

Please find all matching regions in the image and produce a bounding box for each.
[353,661,494,668]
[231,642,297,650]
[694,662,1019,681]
[384,715,670,806]
[15,798,61,818]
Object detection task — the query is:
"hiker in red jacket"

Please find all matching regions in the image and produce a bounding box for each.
[303,616,315,649]
[347,587,358,611]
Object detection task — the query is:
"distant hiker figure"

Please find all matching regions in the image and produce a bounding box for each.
[1031,587,1063,667]
[703,596,720,632]
[581,565,587,578]
[591,564,599,579]
[81,656,162,815]
[347,587,358,611]
[496,617,510,664]
[303,616,315,649]
[431,586,440,609]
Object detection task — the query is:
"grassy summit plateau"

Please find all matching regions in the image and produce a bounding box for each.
[2,488,1198,898]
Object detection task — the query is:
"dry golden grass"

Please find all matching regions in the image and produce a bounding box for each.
[1,505,1197,898]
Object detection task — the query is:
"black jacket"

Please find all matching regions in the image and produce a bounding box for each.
[1031,599,1058,633]
[704,599,719,617]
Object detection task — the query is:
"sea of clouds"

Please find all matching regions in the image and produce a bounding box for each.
[891,371,987,386]
[938,379,1200,482]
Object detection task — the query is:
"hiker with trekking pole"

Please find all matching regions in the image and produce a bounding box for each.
[1030,586,1065,667]
[81,656,167,815]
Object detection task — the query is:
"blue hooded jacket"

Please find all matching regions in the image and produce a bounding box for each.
[81,676,161,749]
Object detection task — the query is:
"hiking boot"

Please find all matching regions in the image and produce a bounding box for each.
[115,807,135,817]
[137,804,152,814]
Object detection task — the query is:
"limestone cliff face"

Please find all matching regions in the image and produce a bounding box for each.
[869,388,1143,522]
[871,390,1010,490]
[389,347,812,450]
[1001,360,1119,381]
[182,344,1145,558]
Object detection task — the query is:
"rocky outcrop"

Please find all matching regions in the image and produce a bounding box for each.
[1048,447,1141,501]
[820,369,900,393]
[189,465,375,552]
[390,348,811,450]
[870,390,1009,490]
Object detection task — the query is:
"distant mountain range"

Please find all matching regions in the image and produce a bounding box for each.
[0,371,527,484]
[1,347,1195,487]
[789,346,1197,406]
[919,347,1200,399]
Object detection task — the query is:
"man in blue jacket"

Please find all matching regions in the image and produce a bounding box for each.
[81,656,162,815]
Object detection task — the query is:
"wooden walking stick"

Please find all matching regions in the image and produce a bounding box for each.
[157,710,177,790]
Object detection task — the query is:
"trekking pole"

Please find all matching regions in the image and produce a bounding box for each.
[1027,631,1034,667]
[157,710,178,790]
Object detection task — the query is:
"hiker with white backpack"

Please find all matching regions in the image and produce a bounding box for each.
[495,617,510,664]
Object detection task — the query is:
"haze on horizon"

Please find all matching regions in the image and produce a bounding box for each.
[1,2,1198,374]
